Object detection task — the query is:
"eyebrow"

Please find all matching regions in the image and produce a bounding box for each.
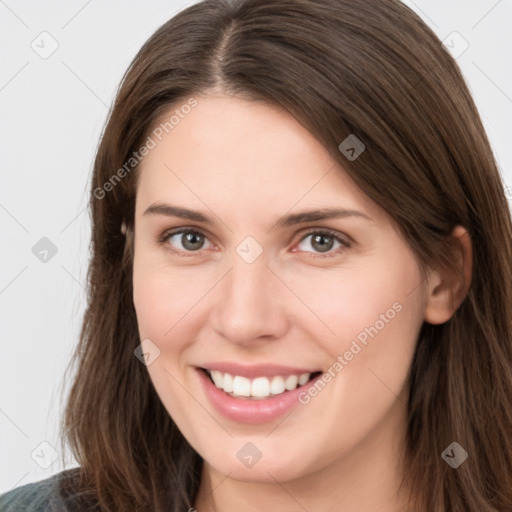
[143,203,373,227]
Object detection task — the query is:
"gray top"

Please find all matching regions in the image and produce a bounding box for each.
[0,469,97,511]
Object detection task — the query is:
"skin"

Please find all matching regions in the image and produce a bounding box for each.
[131,94,472,512]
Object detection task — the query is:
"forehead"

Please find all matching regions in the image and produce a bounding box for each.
[135,95,382,224]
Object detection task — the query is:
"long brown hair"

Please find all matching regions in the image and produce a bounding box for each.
[59,0,512,510]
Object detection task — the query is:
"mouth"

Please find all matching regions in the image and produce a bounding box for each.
[199,367,323,400]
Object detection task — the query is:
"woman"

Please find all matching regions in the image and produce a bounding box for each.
[2,0,512,510]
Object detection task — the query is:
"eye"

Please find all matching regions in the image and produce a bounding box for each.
[158,227,351,258]
[293,229,351,258]
[159,228,214,256]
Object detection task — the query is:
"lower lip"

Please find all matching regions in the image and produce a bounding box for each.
[196,368,322,424]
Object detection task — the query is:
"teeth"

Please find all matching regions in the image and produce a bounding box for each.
[210,370,223,388]
[298,373,310,386]
[251,377,270,397]
[232,376,251,396]
[223,372,233,392]
[207,370,314,399]
[270,376,285,395]
[285,374,299,390]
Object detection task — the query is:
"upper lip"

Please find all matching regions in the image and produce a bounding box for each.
[198,362,321,379]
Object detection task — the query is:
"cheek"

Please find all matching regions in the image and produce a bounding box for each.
[296,252,424,396]
[132,254,202,343]
[132,263,202,426]
[322,263,423,406]
[289,257,421,349]
[133,271,170,340]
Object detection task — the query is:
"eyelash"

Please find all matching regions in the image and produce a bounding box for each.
[157,227,351,259]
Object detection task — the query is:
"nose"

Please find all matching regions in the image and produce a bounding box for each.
[211,252,289,346]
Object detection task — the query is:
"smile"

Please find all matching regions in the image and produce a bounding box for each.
[202,368,322,399]
[196,362,324,423]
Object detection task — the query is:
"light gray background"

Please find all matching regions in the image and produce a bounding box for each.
[1,0,511,493]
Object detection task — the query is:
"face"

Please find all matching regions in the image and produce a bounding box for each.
[132,94,428,483]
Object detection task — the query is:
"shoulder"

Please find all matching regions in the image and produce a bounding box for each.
[0,468,96,512]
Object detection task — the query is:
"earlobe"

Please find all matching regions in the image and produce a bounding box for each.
[121,221,127,235]
[423,225,473,325]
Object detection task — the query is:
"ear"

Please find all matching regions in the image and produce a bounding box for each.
[423,225,473,325]
[121,220,127,235]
